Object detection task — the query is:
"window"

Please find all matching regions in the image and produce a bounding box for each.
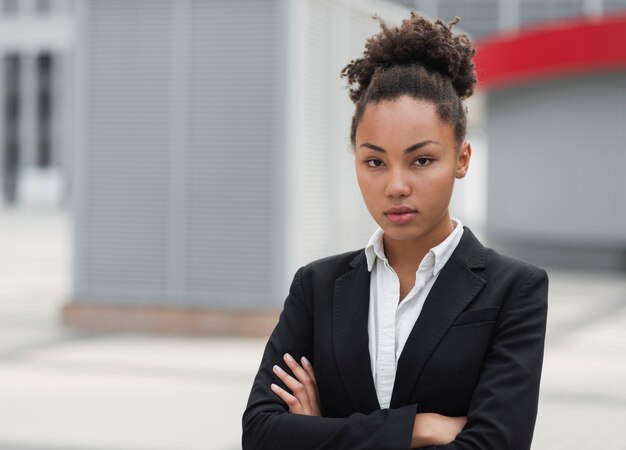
[36,53,53,168]
[3,54,21,203]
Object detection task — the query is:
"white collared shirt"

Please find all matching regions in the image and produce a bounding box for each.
[365,218,464,409]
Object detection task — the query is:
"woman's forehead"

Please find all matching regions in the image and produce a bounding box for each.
[356,97,456,148]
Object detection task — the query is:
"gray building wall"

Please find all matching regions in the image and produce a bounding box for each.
[486,72,626,270]
[393,0,626,38]
[74,0,284,309]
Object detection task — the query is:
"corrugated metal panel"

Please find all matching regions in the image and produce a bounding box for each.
[185,0,281,308]
[77,0,172,303]
[76,0,282,308]
[486,72,626,244]
[604,0,626,12]
[391,0,626,37]
[520,0,584,26]
[438,0,499,38]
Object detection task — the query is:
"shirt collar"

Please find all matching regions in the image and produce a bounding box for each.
[365,217,464,276]
[365,227,386,272]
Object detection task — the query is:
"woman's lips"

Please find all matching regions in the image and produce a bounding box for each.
[385,207,417,225]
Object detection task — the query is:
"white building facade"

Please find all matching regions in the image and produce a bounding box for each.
[0,0,74,206]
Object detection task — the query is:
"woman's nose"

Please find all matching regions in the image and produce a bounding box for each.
[385,170,411,198]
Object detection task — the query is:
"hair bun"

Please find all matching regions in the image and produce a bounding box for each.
[341,11,477,103]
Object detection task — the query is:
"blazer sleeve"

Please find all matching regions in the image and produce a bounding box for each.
[432,268,549,450]
[242,266,418,450]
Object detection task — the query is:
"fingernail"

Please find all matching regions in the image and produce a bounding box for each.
[301,356,311,366]
[273,365,283,373]
[284,353,294,362]
[270,383,280,391]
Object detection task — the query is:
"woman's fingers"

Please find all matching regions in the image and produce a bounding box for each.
[270,354,321,416]
[272,363,309,413]
[283,353,318,414]
[300,356,317,383]
[270,383,302,414]
[300,356,321,408]
[282,353,319,414]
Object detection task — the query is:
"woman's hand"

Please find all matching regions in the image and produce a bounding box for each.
[411,412,467,448]
[270,353,321,416]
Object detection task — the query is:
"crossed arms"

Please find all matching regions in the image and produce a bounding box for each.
[242,266,548,449]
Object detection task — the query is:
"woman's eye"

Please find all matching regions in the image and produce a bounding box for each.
[414,157,432,166]
[366,159,384,168]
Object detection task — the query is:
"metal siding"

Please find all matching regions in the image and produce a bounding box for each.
[78,0,172,302]
[486,72,626,244]
[520,0,585,26]
[76,0,282,308]
[185,0,281,308]
[391,0,626,37]
[605,0,626,11]
[438,0,500,38]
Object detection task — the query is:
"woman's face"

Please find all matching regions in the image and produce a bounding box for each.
[354,95,471,244]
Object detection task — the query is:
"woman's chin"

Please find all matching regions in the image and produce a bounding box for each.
[380,226,425,242]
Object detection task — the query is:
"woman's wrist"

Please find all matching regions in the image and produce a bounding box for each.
[411,413,437,447]
[411,412,467,448]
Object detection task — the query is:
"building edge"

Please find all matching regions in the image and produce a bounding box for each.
[61,301,280,337]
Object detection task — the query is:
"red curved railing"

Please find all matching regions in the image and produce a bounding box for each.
[474,11,626,90]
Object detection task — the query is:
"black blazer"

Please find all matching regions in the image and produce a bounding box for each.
[242,226,548,450]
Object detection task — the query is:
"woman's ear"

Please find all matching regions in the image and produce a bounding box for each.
[455,141,471,179]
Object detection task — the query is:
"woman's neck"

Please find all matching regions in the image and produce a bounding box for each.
[383,214,455,272]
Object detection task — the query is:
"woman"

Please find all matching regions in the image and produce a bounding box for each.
[242,11,548,450]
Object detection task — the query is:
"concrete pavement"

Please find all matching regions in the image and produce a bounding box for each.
[1,206,625,449]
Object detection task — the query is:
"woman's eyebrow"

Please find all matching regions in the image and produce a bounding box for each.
[360,140,441,154]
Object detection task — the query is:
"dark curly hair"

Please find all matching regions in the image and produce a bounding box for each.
[341,11,477,148]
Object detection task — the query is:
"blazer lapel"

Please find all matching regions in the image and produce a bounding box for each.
[389,227,487,409]
[332,251,380,412]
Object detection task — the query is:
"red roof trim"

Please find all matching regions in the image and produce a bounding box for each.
[474,12,626,90]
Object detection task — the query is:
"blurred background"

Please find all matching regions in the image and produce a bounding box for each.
[1,0,625,449]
